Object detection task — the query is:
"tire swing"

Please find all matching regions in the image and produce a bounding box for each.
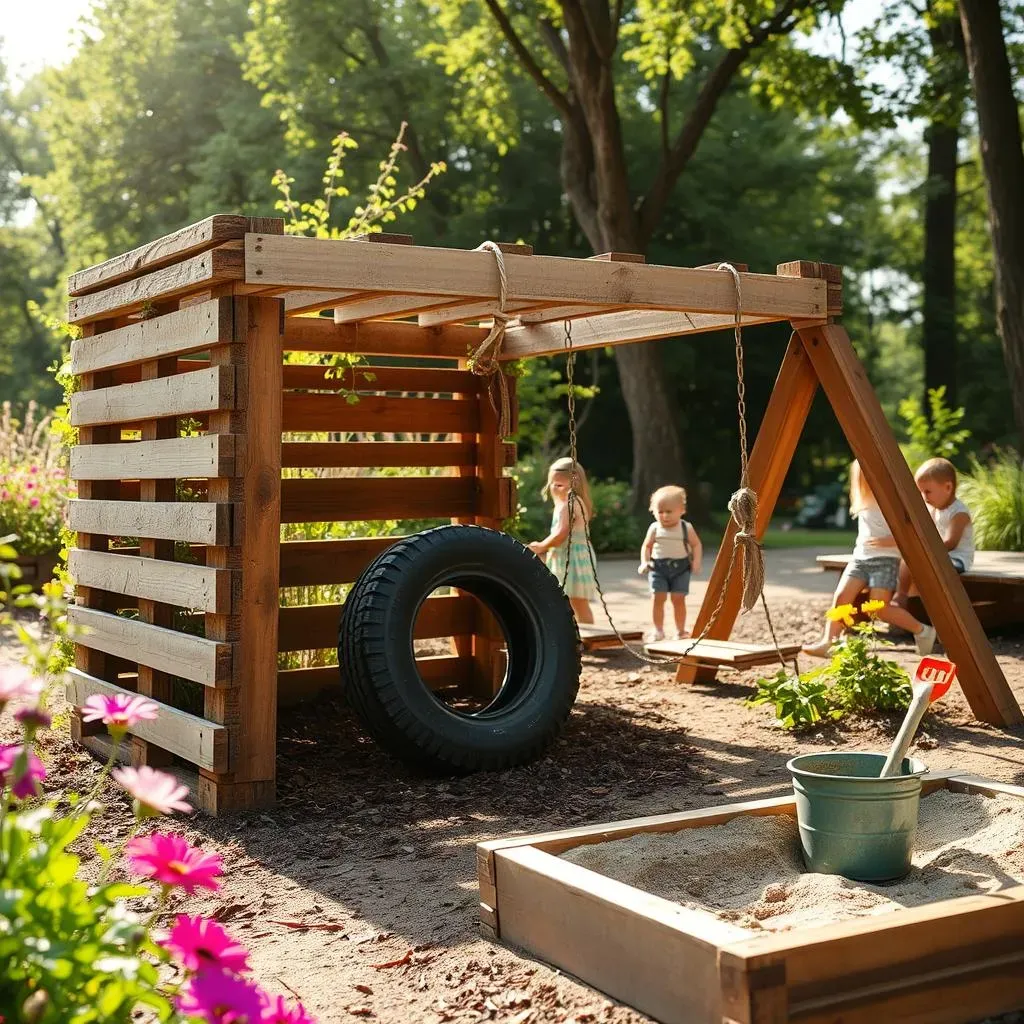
[339,525,581,772]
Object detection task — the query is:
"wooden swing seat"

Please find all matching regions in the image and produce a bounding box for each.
[645,636,801,669]
[577,623,644,650]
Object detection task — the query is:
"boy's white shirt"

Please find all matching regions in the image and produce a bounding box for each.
[931,497,975,570]
[851,504,898,560]
[644,521,691,560]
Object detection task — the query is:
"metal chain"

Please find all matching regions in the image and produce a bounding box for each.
[559,267,798,677]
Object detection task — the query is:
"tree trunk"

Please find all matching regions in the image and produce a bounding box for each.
[922,119,959,407]
[958,0,1024,445]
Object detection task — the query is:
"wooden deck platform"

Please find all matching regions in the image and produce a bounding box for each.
[817,551,1024,630]
[646,637,802,670]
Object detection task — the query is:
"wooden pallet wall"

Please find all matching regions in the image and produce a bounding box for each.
[275,338,518,707]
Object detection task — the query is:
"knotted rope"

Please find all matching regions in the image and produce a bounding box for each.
[717,261,765,615]
[468,241,512,437]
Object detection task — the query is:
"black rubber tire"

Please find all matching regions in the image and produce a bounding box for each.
[338,525,581,772]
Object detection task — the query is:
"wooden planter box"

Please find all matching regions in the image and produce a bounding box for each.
[478,772,1024,1024]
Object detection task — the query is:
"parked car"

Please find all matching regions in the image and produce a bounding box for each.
[792,482,849,529]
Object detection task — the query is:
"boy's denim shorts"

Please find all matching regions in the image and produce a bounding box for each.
[841,556,899,591]
[649,557,691,595]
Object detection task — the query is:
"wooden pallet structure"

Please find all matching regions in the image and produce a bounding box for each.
[64,215,1022,812]
[478,772,1024,1024]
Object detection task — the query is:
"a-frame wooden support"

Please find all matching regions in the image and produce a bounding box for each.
[679,273,1023,727]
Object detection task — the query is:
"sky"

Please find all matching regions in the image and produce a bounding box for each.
[2,0,884,84]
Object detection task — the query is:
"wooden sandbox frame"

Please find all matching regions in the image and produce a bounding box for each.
[64,214,1022,813]
[478,772,1024,1024]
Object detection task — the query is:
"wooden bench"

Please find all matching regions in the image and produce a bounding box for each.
[817,551,1024,630]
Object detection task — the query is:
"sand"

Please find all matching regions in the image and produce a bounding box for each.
[561,791,1024,934]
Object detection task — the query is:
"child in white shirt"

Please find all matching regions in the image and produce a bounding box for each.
[803,461,936,657]
[638,485,702,641]
[894,457,974,605]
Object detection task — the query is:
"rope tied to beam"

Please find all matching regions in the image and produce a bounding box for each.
[468,241,512,438]
[717,261,763,614]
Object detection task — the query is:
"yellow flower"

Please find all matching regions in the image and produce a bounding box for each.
[826,604,857,627]
[861,599,886,615]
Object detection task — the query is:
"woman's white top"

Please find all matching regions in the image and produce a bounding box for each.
[932,498,974,570]
[650,522,691,560]
[851,504,898,561]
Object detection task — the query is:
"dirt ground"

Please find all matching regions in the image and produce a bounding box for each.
[6,595,1024,1024]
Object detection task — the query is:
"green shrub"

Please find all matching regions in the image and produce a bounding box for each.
[749,602,911,729]
[897,386,971,471]
[958,447,1024,552]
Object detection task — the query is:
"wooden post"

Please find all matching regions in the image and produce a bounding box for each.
[675,335,819,683]
[199,294,283,812]
[797,322,1023,726]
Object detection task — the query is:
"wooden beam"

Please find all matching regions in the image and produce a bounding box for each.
[66,669,227,770]
[279,440,516,469]
[70,365,234,426]
[281,393,479,434]
[68,246,244,325]
[282,363,478,394]
[279,537,399,588]
[280,476,481,524]
[68,548,231,613]
[68,499,232,546]
[245,234,827,319]
[70,434,235,481]
[68,605,232,687]
[284,289,361,315]
[677,334,819,684]
[417,300,550,328]
[502,310,779,360]
[283,316,484,359]
[515,304,630,325]
[797,323,1022,725]
[70,298,232,374]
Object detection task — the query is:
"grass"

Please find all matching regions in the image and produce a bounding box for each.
[760,527,856,550]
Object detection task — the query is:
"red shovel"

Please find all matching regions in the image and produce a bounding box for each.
[879,657,957,778]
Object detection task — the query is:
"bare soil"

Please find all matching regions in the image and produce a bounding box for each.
[7,597,1024,1024]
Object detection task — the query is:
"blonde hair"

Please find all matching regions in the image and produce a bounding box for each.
[848,460,875,517]
[542,457,594,519]
[915,457,957,489]
[650,485,687,513]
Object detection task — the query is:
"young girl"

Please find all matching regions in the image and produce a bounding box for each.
[528,457,597,624]
[638,485,702,641]
[803,460,937,657]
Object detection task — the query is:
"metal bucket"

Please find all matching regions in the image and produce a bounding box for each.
[787,752,928,882]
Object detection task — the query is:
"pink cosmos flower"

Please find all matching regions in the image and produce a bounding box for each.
[113,765,192,817]
[14,705,52,733]
[261,995,316,1024]
[24,481,34,491]
[0,744,46,799]
[162,915,251,974]
[124,832,223,893]
[81,692,159,731]
[0,665,43,709]
[177,969,264,1023]
[29,465,38,474]
[29,497,39,508]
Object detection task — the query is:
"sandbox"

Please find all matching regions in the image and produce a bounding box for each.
[477,772,1024,1024]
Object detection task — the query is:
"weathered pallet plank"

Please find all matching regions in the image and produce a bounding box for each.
[71,366,235,426]
[70,299,232,374]
[66,668,227,770]
[280,441,516,469]
[68,548,231,613]
[68,215,275,296]
[281,363,479,394]
[68,604,232,687]
[68,499,232,546]
[68,247,244,325]
[70,435,235,481]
